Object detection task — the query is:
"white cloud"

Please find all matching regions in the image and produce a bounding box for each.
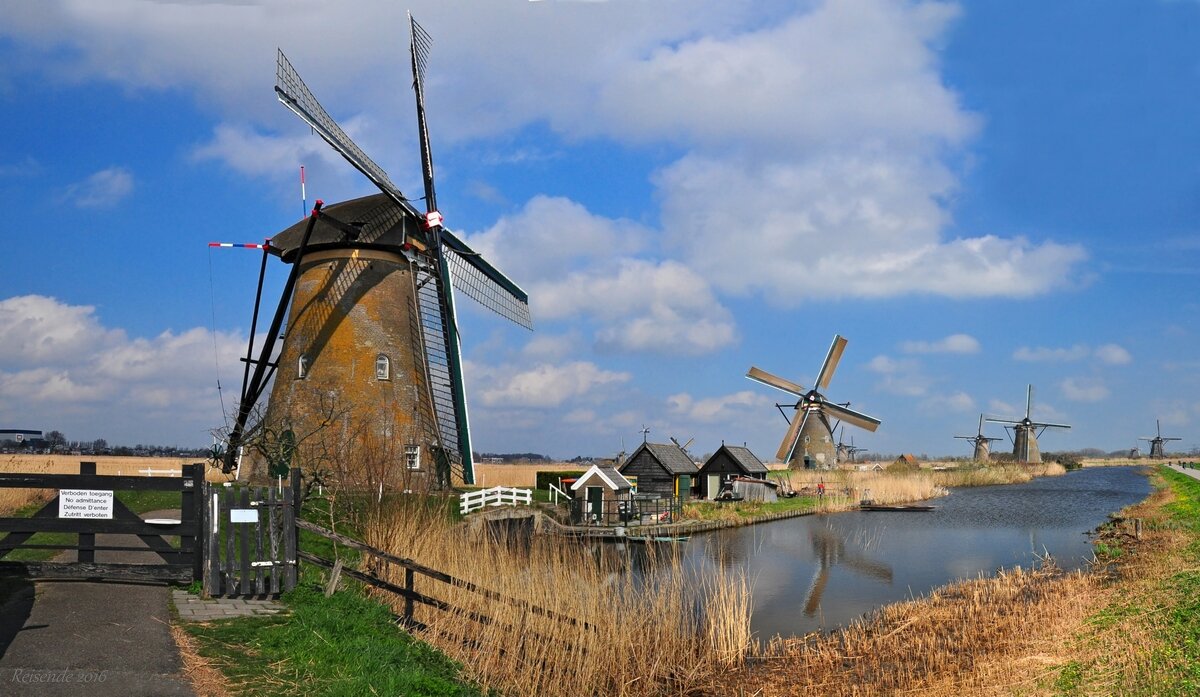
[866,355,929,396]
[1014,343,1132,366]
[1013,345,1091,362]
[467,199,737,355]
[1094,344,1132,365]
[1060,377,1109,403]
[476,361,630,408]
[900,333,980,354]
[0,295,244,443]
[919,390,975,413]
[61,166,134,208]
[667,390,770,424]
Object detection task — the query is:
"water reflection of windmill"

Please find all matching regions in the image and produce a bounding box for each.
[1139,420,1181,459]
[747,335,880,469]
[223,16,532,486]
[956,414,1003,462]
[803,526,893,616]
[986,385,1070,465]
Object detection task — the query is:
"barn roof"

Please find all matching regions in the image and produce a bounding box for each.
[721,445,768,475]
[571,463,632,491]
[269,193,422,262]
[625,442,698,475]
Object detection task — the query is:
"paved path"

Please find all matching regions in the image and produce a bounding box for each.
[0,510,195,696]
[1166,462,1200,482]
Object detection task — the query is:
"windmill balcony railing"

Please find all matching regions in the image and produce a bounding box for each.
[459,486,533,515]
[567,495,682,527]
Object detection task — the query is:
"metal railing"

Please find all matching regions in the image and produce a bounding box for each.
[567,495,681,527]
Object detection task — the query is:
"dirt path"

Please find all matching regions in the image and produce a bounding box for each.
[0,510,196,696]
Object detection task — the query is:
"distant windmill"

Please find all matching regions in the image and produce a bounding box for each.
[986,385,1070,464]
[747,335,880,469]
[955,414,1003,462]
[223,15,532,487]
[1139,420,1182,459]
[835,426,864,464]
[670,436,696,462]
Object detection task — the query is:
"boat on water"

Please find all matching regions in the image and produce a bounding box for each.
[627,535,691,543]
[859,503,936,512]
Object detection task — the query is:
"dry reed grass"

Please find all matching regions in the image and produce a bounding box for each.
[471,462,576,488]
[363,504,752,696]
[0,453,227,481]
[715,560,1106,697]
[784,469,949,508]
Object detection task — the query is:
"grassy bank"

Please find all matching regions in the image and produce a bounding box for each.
[706,464,1181,696]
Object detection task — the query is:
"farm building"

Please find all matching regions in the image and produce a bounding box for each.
[889,454,920,471]
[569,463,633,525]
[696,444,770,499]
[730,476,779,503]
[618,442,697,501]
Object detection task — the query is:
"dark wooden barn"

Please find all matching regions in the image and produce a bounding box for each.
[696,444,769,499]
[618,442,698,501]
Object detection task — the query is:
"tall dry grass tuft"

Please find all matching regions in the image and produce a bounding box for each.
[363,504,751,696]
[932,462,1066,488]
[783,469,948,508]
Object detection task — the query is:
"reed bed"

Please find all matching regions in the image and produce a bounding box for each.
[932,462,1067,488]
[363,504,752,696]
[715,559,1106,696]
[784,469,949,507]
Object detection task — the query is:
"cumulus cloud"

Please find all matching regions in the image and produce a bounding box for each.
[866,355,929,396]
[61,166,134,208]
[1094,343,1132,365]
[1060,377,1109,403]
[667,390,771,424]
[467,198,737,355]
[919,390,975,413]
[0,295,243,443]
[1014,343,1132,365]
[475,361,630,408]
[900,333,980,354]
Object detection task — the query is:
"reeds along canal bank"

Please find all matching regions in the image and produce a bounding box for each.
[703,465,1197,697]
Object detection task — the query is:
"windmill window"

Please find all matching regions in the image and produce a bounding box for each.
[375,354,391,381]
[297,354,310,379]
[405,444,421,471]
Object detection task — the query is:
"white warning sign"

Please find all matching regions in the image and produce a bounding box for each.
[59,490,114,519]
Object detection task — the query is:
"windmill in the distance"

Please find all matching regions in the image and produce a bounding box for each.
[747,335,880,469]
[955,414,1003,463]
[223,15,531,488]
[1140,420,1182,459]
[986,385,1069,464]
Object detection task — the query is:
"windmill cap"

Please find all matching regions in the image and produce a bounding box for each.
[269,193,420,263]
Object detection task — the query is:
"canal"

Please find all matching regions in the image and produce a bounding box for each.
[676,465,1151,638]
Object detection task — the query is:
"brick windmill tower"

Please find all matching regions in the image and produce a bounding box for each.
[223,16,531,488]
[986,385,1069,464]
[1139,419,1181,459]
[746,335,880,469]
[955,414,1003,462]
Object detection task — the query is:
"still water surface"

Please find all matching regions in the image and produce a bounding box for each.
[675,466,1149,638]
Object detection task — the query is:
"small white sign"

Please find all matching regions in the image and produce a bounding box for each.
[230,508,259,524]
[59,490,114,519]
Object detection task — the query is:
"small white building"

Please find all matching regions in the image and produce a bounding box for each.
[570,463,633,525]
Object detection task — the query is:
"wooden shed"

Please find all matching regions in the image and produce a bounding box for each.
[696,444,770,500]
[618,442,698,501]
[570,463,633,525]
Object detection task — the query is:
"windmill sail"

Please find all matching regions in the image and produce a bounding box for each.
[260,36,531,487]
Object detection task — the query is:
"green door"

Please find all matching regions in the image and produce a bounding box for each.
[586,486,603,522]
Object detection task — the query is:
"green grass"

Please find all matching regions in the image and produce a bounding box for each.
[684,495,819,521]
[183,579,483,697]
[1050,467,1200,695]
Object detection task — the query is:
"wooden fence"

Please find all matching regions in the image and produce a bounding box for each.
[296,519,586,633]
[203,469,299,597]
[0,462,202,583]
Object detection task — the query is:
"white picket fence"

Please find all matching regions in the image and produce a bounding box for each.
[460,486,533,515]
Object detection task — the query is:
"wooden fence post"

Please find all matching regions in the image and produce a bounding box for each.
[405,567,415,626]
[284,467,300,591]
[78,462,96,564]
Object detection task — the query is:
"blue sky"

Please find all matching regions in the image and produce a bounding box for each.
[0,0,1197,458]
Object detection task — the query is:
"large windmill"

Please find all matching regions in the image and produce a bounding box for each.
[747,335,880,469]
[955,414,1003,462]
[1140,419,1182,459]
[223,16,531,487]
[986,385,1069,464]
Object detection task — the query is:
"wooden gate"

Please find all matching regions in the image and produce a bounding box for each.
[0,462,203,583]
[203,468,299,597]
